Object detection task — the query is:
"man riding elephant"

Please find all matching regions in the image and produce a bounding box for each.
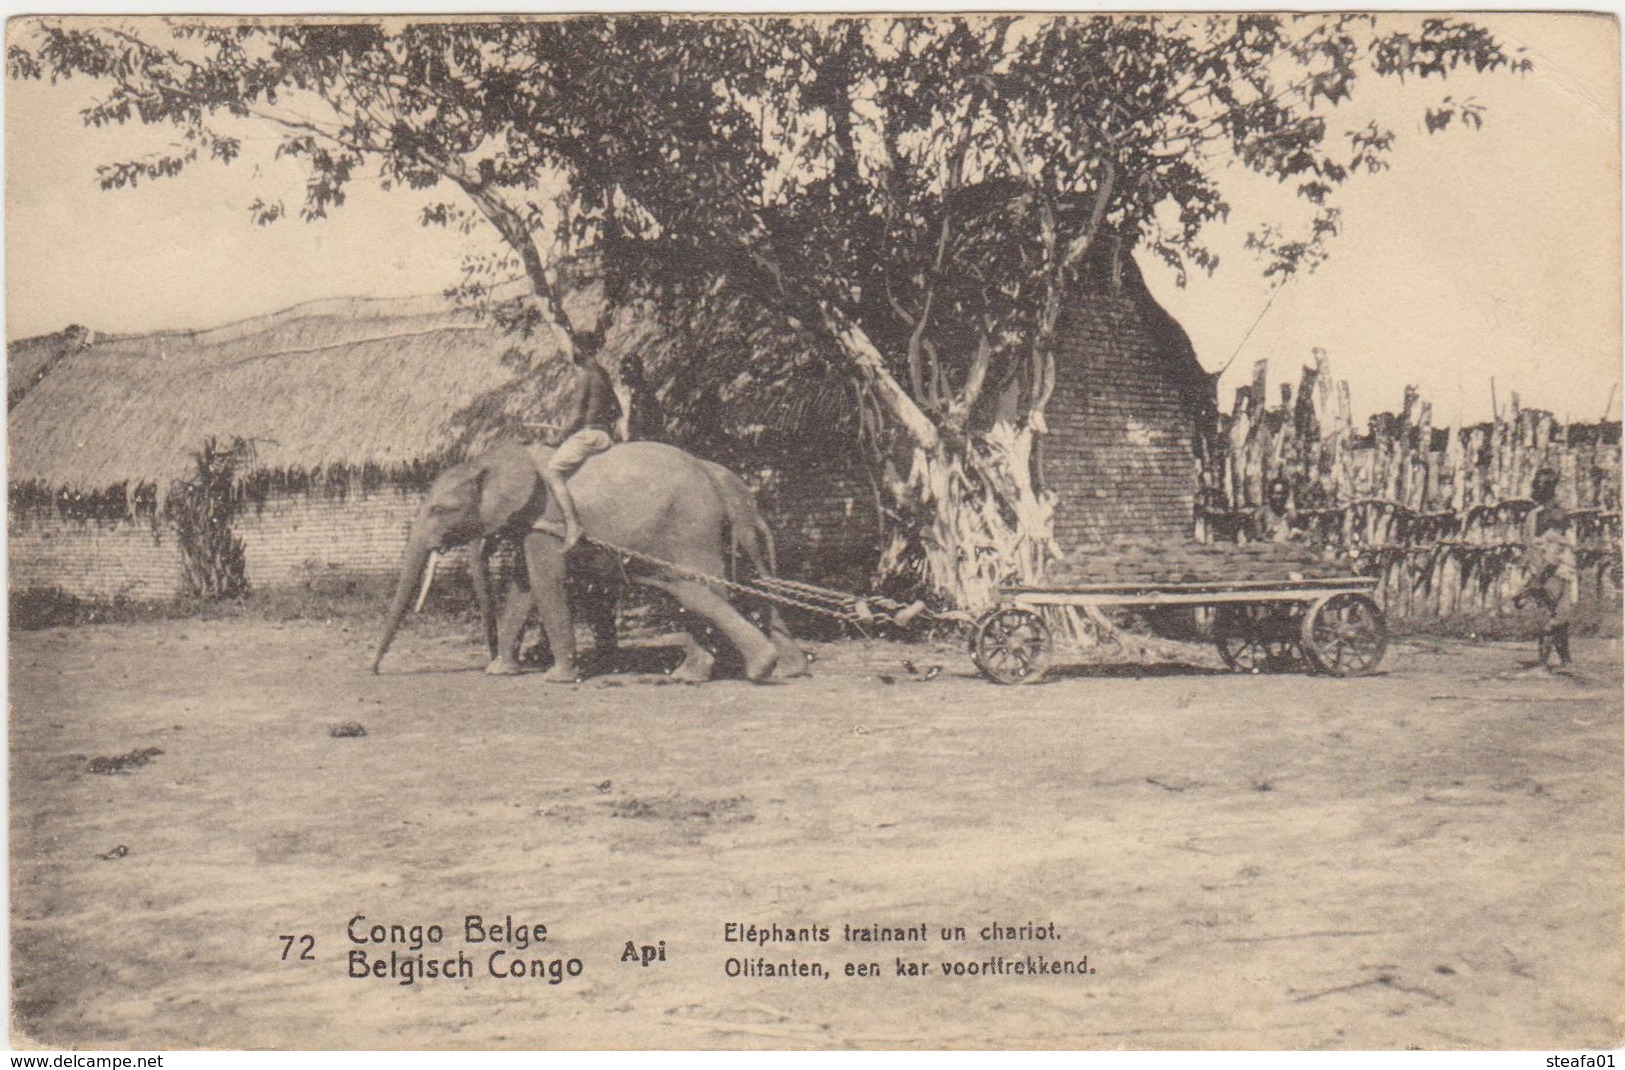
[534,345,622,553]
[372,441,785,683]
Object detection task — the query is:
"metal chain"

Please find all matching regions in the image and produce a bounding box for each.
[584,536,925,626]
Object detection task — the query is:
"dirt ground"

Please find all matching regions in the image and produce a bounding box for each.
[9,615,1622,1050]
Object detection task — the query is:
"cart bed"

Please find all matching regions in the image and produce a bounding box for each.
[973,575,1387,685]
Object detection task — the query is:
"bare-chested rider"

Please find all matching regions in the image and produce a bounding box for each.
[535,348,622,552]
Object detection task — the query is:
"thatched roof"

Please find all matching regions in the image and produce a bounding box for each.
[8,289,622,494]
[10,245,1217,496]
[8,325,89,411]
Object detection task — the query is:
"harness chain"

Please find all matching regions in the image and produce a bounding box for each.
[583,537,928,626]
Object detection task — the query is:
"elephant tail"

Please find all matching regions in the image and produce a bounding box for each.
[754,516,779,578]
[728,509,778,583]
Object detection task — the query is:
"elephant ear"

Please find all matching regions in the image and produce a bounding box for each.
[475,452,544,532]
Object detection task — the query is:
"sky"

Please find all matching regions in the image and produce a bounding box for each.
[4,12,1620,424]
[1140,12,1622,425]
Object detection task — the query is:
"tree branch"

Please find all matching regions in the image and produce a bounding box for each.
[1062,156,1118,270]
[906,209,952,407]
[944,329,994,436]
[817,302,941,453]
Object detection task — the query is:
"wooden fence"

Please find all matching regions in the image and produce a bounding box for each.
[1197,355,1622,624]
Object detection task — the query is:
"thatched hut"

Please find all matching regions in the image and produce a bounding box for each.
[9,292,568,599]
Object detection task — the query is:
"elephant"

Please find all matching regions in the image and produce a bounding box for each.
[476,461,808,680]
[371,441,787,682]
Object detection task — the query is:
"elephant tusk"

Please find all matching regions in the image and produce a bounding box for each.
[413,550,441,613]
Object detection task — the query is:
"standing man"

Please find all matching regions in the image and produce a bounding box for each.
[1513,467,1576,670]
[534,344,623,553]
[620,354,666,442]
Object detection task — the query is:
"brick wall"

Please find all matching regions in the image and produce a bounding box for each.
[9,509,186,599]
[1044,294,1199,548]
[8,467,874,600]
[235,491,427,588]
[8,490,439,600]
[751,461,882,592]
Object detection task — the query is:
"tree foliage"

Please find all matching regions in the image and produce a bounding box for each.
[166,437,253,600]
[11,15,1530,598]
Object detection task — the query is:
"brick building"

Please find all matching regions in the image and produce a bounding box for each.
[1041,243,1215,550]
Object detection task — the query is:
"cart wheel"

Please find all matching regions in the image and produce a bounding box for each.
[973,607,1052,685]
[1213,605,1287,673]
[1300,592,1387,677]
[1216,635,1284,674]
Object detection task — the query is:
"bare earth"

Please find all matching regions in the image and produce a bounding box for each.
[9,617,1622,1050]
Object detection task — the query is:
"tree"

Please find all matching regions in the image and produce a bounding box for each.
[10,15,1529,607]
[594,15,1530,604]
[8,18,761,356]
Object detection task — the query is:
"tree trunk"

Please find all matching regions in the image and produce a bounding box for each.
[876,422,1060,612]
[458,180,579,361]
[818,302,940,453]
[815,305,1061,610]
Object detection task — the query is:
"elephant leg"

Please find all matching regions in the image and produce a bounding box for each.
[589,599,619,656]
[618,632,716,683]
[764,606,810,678]
[486,572,533,676]
[469,536,498,661]
[576,584,619,674]
[646,576,777,683]
[524,532,581,683]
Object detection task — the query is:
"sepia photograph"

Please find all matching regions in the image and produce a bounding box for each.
[5,12,1621,1052]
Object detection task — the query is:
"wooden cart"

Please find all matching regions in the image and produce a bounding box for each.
[970,577,1388,685]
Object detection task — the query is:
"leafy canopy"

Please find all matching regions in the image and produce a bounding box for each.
[11,15,1529,451]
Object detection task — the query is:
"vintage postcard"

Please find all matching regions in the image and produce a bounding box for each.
[6,12,1621,1053]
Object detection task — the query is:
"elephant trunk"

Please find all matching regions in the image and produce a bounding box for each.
[372,534,435,673]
